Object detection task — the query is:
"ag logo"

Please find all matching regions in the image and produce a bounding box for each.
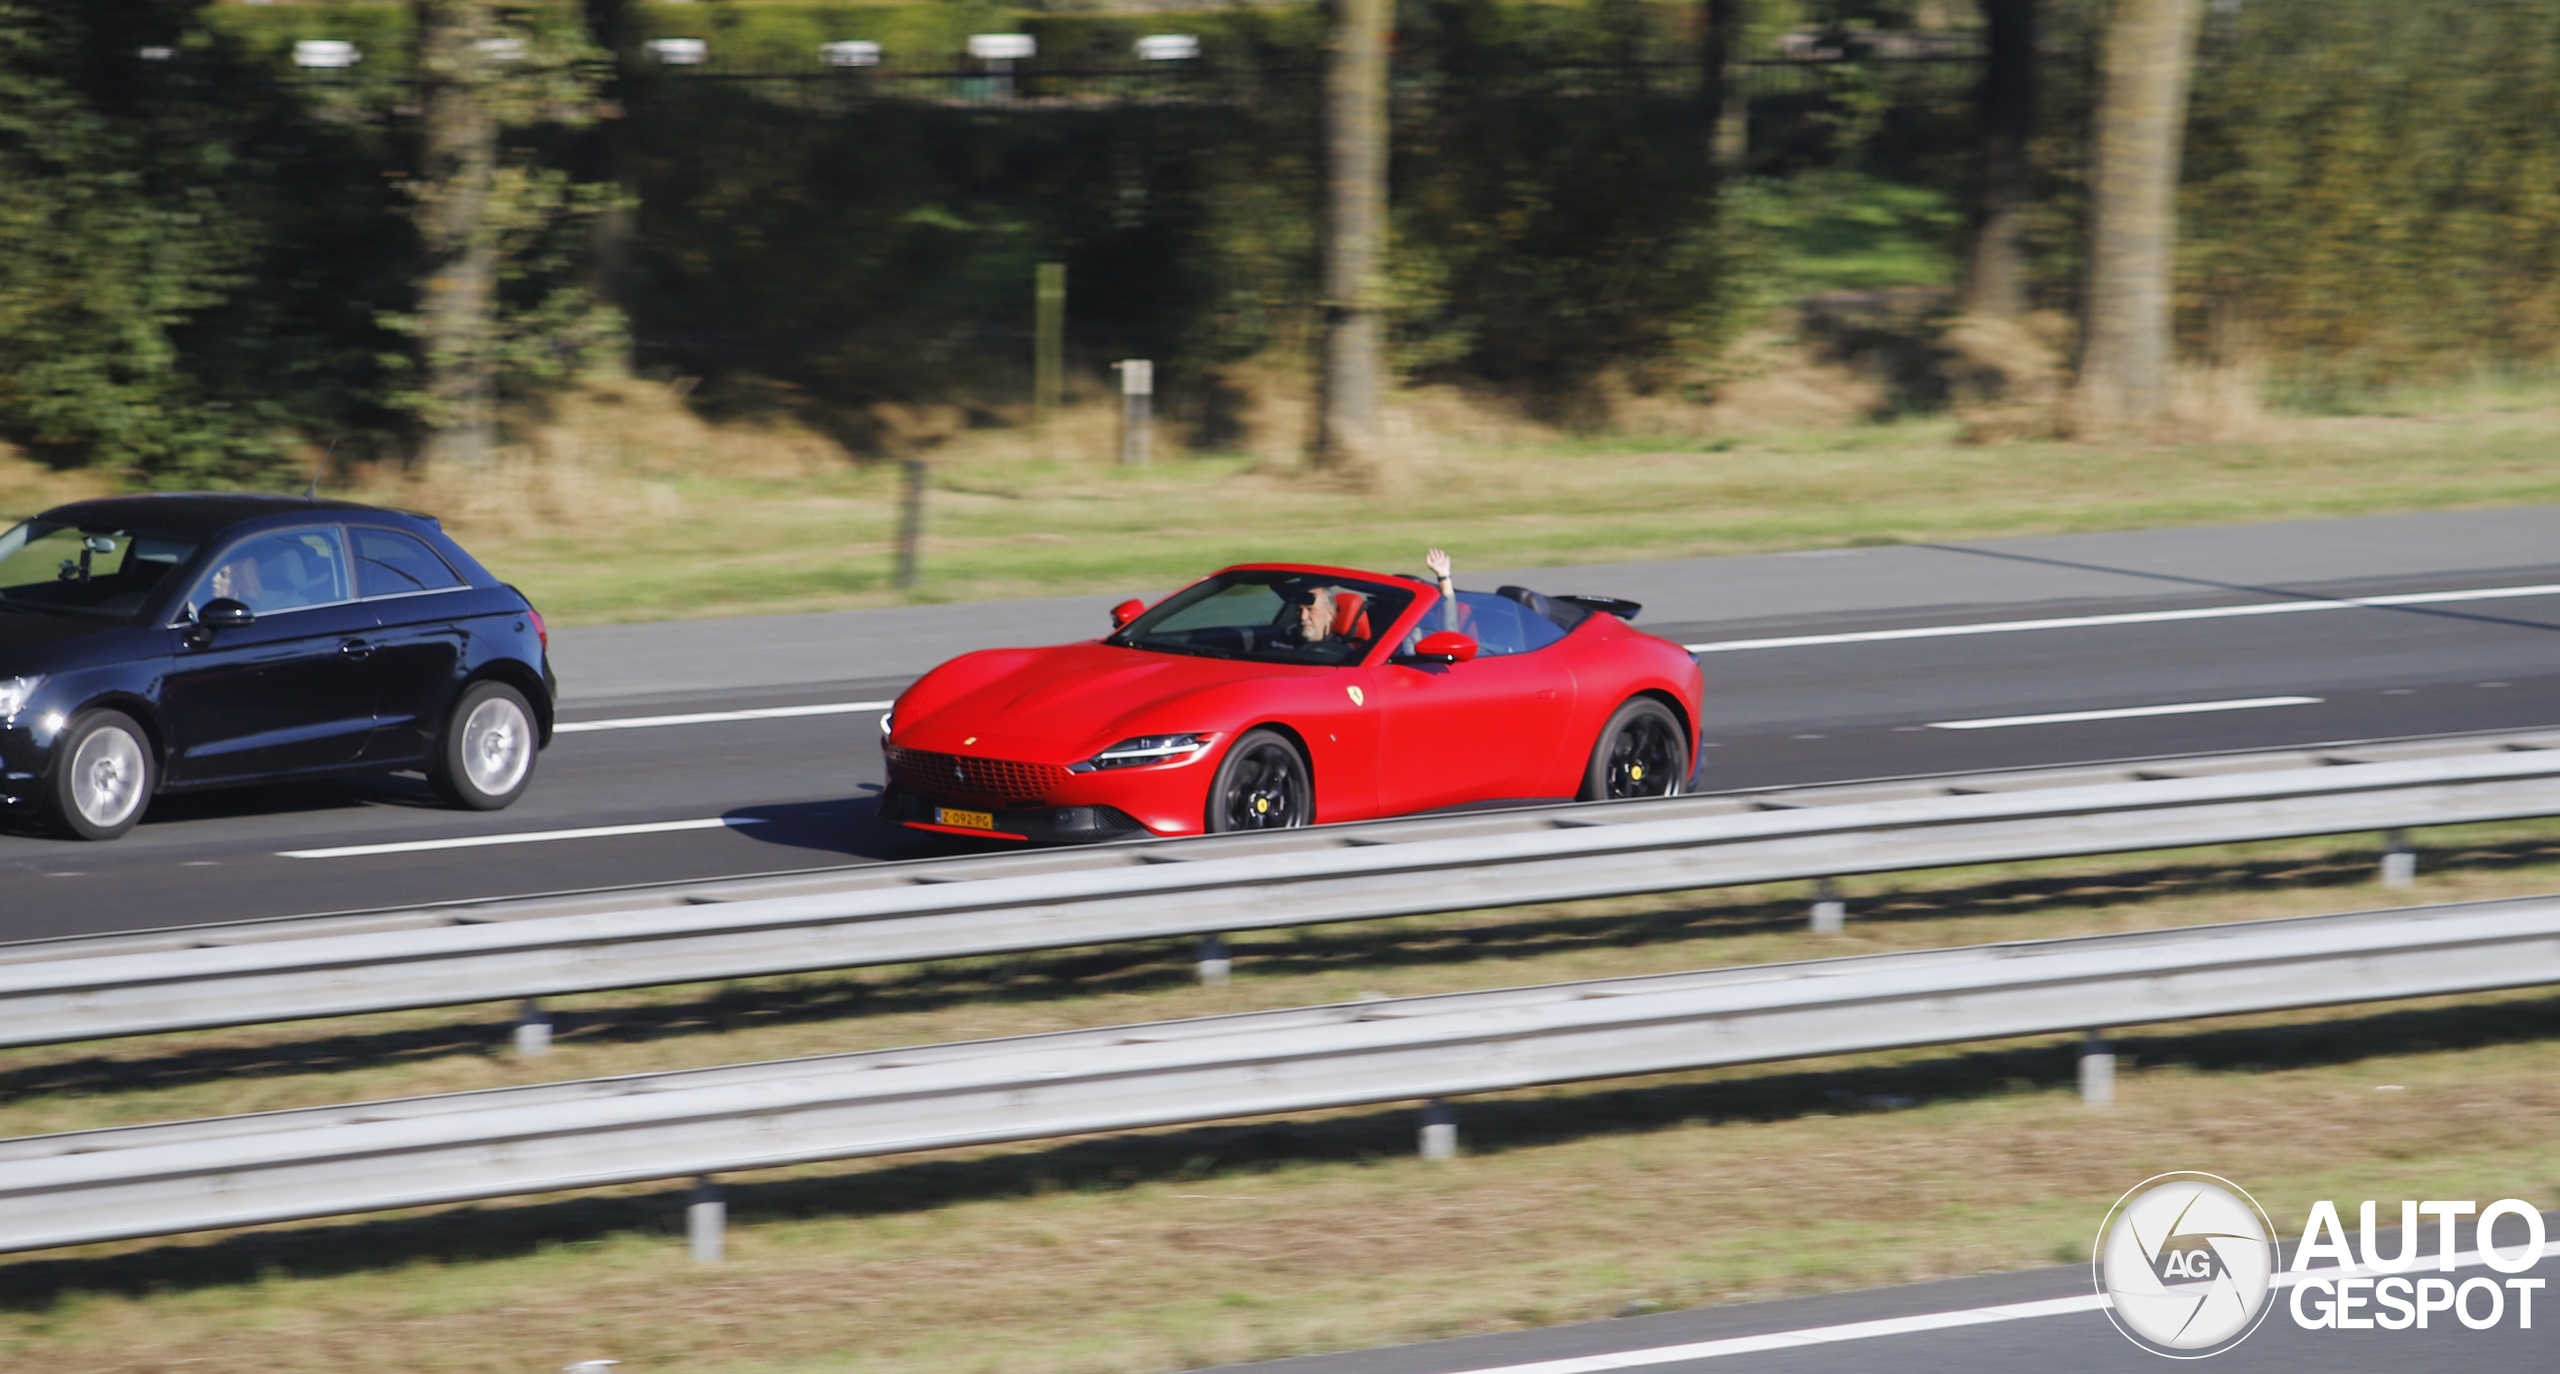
[2095,1173,2277,1358]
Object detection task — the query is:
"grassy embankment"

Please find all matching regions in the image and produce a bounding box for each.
[3,823,2559,1372]
[159,367,2551,629]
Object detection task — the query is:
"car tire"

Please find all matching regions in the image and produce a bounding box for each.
[43,709,156,841]
[1205,729,1312,832]
[1578,697,1688,802]
[430,680,539,811]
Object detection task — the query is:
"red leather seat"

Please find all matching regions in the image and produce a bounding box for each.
[1331,590,1372,641]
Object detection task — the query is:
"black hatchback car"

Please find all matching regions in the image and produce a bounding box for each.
[0,494,556,840]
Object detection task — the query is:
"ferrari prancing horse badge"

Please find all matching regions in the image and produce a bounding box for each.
[1346,686,1365,706]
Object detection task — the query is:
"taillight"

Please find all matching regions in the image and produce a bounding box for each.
[526,607,548,654]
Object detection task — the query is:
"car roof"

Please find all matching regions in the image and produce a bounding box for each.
[31,493,430,538]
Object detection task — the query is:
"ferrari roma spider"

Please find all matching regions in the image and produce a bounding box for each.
[879,562,1703,842]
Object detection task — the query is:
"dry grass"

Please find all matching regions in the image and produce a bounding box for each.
[282,374,2560,623]
[4,823,2560,1373]
[11,370,2560,626]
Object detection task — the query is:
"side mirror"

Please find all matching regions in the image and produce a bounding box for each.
[201,598,255,630]
[1110,598,1147,630]
[1413,631,1478,664]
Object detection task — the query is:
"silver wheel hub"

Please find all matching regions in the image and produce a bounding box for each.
[71,725,147,828]
[459,696,532,796]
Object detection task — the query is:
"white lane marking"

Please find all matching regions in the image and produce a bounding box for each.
[280,817,764,860]
[1434,1240,2560,1374]
[1432,1295,2106,1373]
[1925,696,2324,731]
[554,700,894,734]
[1683,581,2560,654]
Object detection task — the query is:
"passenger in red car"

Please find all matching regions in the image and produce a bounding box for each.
[1422,545,1480,639]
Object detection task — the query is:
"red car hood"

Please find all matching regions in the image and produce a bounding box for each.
[896,641,1327,759]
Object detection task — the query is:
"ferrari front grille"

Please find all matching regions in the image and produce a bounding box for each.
[886,747,1072,806]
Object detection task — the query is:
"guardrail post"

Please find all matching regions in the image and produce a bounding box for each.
[514,998,552,1059]
[1196,933,1232,986]
[2079,1030,2116,1108]
[1419,1099,1457,1160]
[687,1176,725,1262]
[2381,829,2416,888]
[1810,879,1846,934]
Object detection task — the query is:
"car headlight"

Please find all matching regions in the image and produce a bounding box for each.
[0,675,41,724]
[879,707,894,738]
[1070,733,1212,773]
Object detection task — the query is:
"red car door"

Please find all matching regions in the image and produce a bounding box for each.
[1375,594,1578,812]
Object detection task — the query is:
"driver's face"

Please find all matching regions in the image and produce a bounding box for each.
[1297,595,1330,643]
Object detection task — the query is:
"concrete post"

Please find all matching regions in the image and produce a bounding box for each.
[1195,932,1231,987]
[2381,829,2416,888]
[1810,878,1845,934]
[1419,1099,1457,1161]
[687,1176,725,1263]
[514,998,552,1059]
[2079,1030,2116,1108]
[1116,359,1153,466]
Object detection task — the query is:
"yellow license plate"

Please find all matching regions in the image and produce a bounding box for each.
[936,807,995,830]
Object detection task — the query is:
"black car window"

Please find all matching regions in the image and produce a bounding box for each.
[353,527,464,598]
[184,527,351,618]
[0,521,199,621]
[1112,569,1416,666]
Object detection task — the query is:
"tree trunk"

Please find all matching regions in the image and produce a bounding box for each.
[1704,0,1747,172]
[579,0,634,312]
[1963,0,2034,318]
[1312,0,1390,472]
[413,0,500,468]
[2072,0,2203,430]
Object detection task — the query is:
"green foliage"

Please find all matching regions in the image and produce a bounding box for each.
[0,1,393,483]
[2179,0,2560,396]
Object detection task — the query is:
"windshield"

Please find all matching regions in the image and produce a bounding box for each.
[1111,569,1415,666]
[0,520,201,621]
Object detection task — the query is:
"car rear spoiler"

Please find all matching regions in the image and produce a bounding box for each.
[1556,594,1642,621]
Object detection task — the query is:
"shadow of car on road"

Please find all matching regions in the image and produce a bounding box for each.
[721,789,951,863]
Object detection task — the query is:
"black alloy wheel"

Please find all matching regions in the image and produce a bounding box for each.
[1206,729,1312,832]
[1580,697,1688,802]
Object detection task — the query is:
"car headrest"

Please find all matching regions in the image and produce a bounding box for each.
[1331,589,1370,641]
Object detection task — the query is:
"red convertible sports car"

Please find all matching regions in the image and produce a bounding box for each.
[879,563,1704,842]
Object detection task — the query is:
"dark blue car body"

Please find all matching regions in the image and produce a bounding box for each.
[0,494,555,825]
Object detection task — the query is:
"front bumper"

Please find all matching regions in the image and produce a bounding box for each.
[879,782,1153,844]
[0,724,46,812]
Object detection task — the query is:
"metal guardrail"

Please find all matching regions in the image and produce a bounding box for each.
[6,733,2560,1051]
[4,894,2557,1255]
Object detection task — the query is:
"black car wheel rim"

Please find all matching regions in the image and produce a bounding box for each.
[1221,744,1306,829]
[1605,713,1682,800]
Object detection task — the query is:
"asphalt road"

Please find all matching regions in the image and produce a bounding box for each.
[1198,1221,2560,1374]
[7,505,2560,939]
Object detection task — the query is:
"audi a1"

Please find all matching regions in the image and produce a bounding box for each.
[0,494,557,840]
